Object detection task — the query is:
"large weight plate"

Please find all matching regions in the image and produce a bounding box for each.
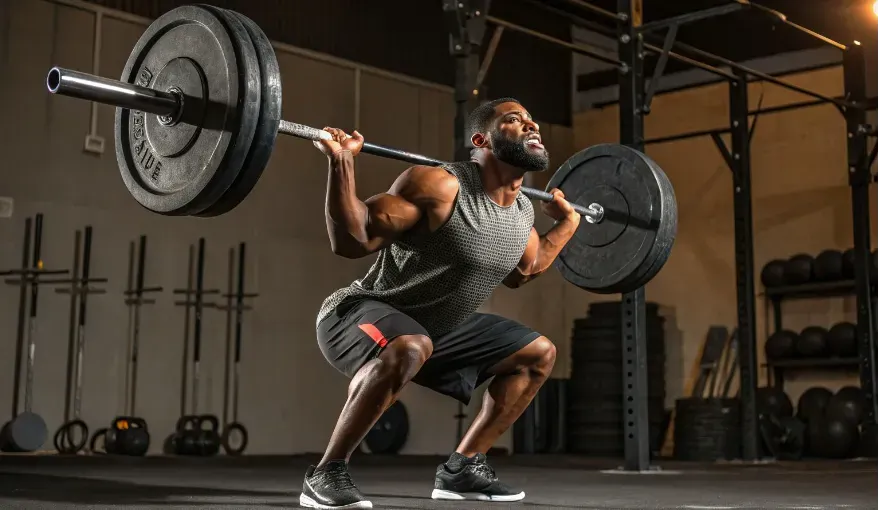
[197,9,281,217]
[0,413,48,452]
[549,144,677,294]
[364,401,409,454]
[115,5,260,215]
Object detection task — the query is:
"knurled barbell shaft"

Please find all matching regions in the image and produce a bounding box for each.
[47,66,603,223]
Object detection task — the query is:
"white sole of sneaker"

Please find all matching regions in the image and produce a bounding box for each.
[431,489,526,502]
[299,493,374,509]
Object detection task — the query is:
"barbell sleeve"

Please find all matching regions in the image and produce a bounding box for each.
[46,66,601,222]
[47,67,179,119]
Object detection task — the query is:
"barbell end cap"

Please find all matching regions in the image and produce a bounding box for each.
[47,67,62,94]
[586,203,604,224]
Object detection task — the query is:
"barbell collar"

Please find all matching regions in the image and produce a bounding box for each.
[47,67,179,119]
[45,67,600,222]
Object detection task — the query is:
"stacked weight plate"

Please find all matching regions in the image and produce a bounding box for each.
[568,301,667,457]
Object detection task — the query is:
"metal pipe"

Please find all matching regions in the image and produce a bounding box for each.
[486,16,623,68]
[559,0,621,21]
[526,0,736,80]
[644,96,868,145]
[669,41,862,109]
[738,1,847,51]
[46,67,604,222]
[532,0,858,101]
[47,67,179,118]
[639,3,745,32]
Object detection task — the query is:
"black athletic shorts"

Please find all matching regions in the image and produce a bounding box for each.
[316,299,542,404]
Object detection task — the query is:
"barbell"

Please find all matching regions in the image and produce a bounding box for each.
[44,4,678,294]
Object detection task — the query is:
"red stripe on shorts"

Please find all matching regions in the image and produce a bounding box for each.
[358,323,388,348]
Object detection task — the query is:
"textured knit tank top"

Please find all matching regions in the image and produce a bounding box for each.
[317,161,535,337]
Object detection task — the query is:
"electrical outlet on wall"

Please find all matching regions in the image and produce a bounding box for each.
[0,197,13,218]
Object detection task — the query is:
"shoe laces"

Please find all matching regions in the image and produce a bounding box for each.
[318,465,357,491]
[472,461,498,481]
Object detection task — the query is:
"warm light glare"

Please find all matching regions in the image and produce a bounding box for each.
[874,1,878,16]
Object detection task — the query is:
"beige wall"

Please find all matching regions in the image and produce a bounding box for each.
[0,0,576,455]
[574,66,878,408]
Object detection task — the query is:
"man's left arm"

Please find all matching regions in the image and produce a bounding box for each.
[503,190,581,288]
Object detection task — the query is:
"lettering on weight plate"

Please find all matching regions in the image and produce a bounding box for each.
[129,66,163,184]
[137,67,153,88]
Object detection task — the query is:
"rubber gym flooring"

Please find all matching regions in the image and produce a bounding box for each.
[0,454,874,509]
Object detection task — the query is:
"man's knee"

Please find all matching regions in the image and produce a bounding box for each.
[369,334,433,392]
[528,336,557,376]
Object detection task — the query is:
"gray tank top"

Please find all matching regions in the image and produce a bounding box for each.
[317,161,535,337]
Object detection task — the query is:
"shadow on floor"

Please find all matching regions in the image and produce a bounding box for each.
[0,472,592,509]
[0,472,297,507]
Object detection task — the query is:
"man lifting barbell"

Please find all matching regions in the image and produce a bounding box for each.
[42,4,677,508]
[303,98,575,509]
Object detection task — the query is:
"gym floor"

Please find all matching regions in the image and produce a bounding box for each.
[0,454,874,509]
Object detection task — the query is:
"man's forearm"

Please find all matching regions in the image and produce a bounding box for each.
[535,215,580,272]
[509,216,579,287]
[325,150,369,256]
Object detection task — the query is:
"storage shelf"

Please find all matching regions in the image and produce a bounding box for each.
[763,280,856,300]
[764,357,860,369]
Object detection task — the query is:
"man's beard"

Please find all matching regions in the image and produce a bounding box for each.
[491,132,550,172]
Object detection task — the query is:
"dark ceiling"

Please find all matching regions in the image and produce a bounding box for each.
[556,0,878,59]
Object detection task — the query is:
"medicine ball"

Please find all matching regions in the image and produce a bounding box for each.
[783,254,814,285]
[842,248,855,279]
[760,260,787,288]
[764,330,797,360]
[827,322,857,357]
[814,417,859,458]
[826,386,867,425]
[756,387,794,418]
[813,249,843,281]
[796,326,828,358]
[796,387,832,423]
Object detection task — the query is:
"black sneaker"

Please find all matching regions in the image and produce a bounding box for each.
[431,453,525,502]
[299,460,373,509]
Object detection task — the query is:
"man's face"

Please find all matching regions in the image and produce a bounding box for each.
[487,102,550,172]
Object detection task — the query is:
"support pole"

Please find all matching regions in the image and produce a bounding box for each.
[444,0,488,162]
[728,69,759,461]
[444,0,489,449]
[617,0,651,472]
[843,43,877,424]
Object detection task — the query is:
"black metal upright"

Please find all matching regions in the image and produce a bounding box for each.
[617,0,651,471]
[842,43,877,424]
[444,0,489,448]
[728,69,759,461]
[443,0,489,162]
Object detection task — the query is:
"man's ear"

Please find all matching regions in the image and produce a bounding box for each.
[471,132,488,148]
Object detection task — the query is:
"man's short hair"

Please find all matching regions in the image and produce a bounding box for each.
[465,97,521,147]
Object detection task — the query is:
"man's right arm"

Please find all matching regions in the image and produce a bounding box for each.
[324,150,453,259]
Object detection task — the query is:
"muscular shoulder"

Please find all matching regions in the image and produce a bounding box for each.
[390,165,459,208]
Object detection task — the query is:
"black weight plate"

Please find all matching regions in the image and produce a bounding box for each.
[115,5,260,215]
[197,9,282,217]
[549,145,677,294]
[365,401,409,454]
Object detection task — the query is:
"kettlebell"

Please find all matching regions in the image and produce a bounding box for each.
[197,414,221,456]
[173,415,201,456]
[108,416,150,456]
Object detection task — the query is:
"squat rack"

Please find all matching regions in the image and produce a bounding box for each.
[444,0,877,470]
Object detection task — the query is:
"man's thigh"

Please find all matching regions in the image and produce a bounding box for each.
[412,313,541,404]
[317,299,430,378]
